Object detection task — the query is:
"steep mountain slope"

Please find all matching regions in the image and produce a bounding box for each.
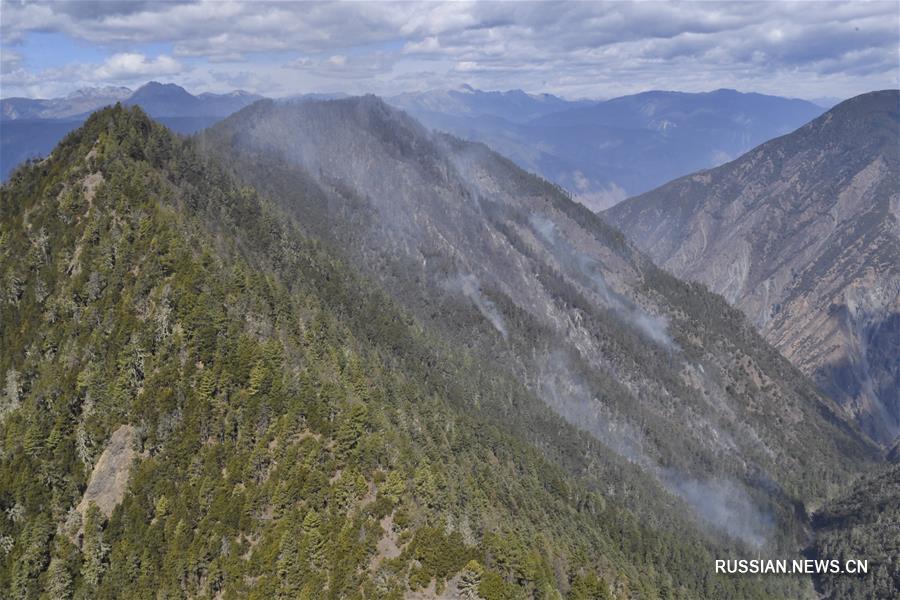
[1,83,263,181]
[2,105,827,599]
[200,97,878,552]
[391,88,823,209]
[605,90,900,444]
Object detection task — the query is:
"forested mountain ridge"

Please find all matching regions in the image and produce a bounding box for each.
[605,90,900,444]
[0,104,836,599]
[199,98,879,549]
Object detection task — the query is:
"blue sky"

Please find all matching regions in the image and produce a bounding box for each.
[1,1,898,100]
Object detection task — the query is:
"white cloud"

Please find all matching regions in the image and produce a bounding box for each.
[1,1,897,99]
[0,52,183,98]
[1,49,22,75]
[95,53,181,80]
[327,55,347,67]
[403,36,441,54]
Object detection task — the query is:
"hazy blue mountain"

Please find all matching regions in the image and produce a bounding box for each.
[534,88,819,130]
[0,82,264,180]
[0,118,84,179]
[390,84,593,123]
[125,81,263,117]
[811,96,846,109]
[391,87,825,210]
[0,86,132,120]
[199,90,265,112]
[122,81,202,116]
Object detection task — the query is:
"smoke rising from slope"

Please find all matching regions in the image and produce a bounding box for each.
[537,351,649,465]
[662,471,774,548]
[445,274,508,339]
[530,214,676,349]
[538,350,773,548]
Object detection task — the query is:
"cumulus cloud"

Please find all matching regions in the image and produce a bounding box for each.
[286,51,397,82]
[95,53,181,80]
[1,1,897,98]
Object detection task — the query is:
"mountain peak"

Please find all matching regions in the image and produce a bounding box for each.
[140,80,176,89]
[217,93,431,160]
[81,103,156,142]
[119,80,261,118]
[131,81,192,96]
[823,88,898,119]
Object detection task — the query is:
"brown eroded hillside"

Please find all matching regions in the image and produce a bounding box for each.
[606,90,900,444]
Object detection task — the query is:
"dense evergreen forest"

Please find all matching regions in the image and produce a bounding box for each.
[0,105,871,599]
[809,462,900,599]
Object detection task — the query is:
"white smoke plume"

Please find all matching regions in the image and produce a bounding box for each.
[445,274,508,339]
[537,350,773,548]
[530,214,676,349]
[661,471,774,548]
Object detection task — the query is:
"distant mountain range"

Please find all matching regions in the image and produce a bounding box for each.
[389,84,593,123]
[1,85,132,120]
[1,81,263,121]
[606,90,900,444]
[1,83,828,202]
[388,87,826,210]
[0,82,263,180]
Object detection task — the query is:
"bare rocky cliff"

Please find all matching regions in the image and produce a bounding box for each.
[605,90,900,443]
